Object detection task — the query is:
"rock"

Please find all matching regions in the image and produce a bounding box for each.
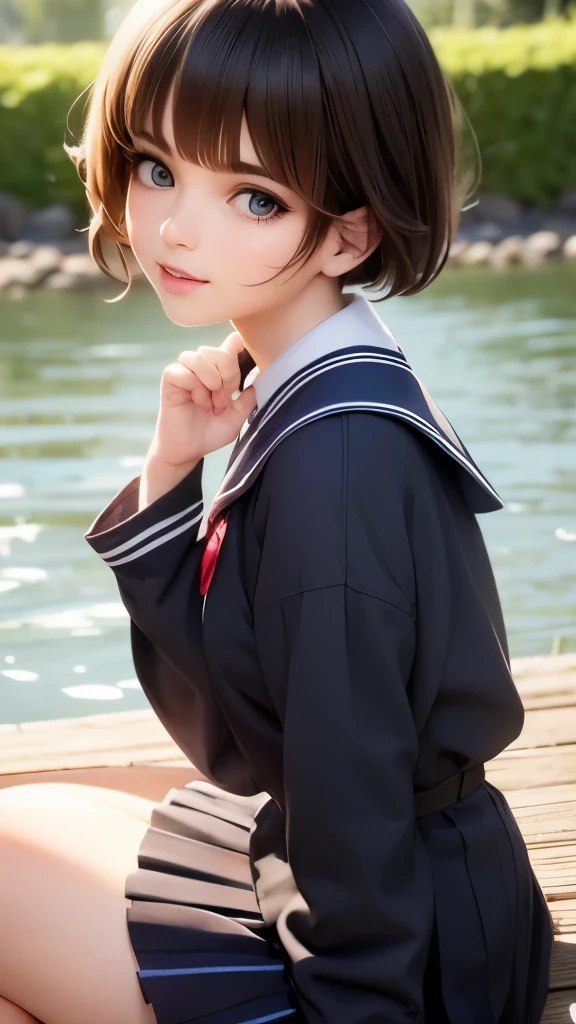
[522,230,562,265]
[60,253,99,275]
[448,240,469,264]
[0,193,27,241]
[563,235,576,260]
[29,245,63,281]
[57,235,89,255]
[476,221,505,242]
[455,222,507,245]
[44,270,83,290]
[519,207,548,234]
[458,241,493,266]
[476,195,524,225]
[532,213,576,239]
[23,203,76,243]
[458,203,483,227]
[556,190,576,217]
[0,258,39,289]
[488,235,525,269]
[7,239,35,258]
[60,253,107,286]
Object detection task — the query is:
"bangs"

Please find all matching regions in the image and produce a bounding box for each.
[118,0,330,210]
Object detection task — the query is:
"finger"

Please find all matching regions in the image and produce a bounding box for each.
[162,363,213,410]
[196,346,241,407]
[220,331,245,357]
[178,351,223,394]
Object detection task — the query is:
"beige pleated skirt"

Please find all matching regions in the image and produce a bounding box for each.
[124,779,301,1024]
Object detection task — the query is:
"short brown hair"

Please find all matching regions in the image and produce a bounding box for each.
[66,0,477,297]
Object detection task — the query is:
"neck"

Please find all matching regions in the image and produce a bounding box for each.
[230,275,346,373]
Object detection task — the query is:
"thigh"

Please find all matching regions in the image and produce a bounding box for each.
[0,784,158,1024]
[0,996,41,1024]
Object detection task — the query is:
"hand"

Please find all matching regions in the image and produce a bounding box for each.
[146,332,257,468]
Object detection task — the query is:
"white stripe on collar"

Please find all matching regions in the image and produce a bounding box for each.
[244,291,399,412]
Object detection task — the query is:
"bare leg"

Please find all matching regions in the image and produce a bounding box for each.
[0,996,41,1024]
[0,783,159,1024]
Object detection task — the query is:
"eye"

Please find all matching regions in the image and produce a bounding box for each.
[132,154,174,189]
[231,189,286,222]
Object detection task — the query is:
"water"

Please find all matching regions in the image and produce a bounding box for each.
[1,265,575,725]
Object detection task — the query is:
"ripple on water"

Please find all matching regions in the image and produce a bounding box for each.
[60,684,124,700]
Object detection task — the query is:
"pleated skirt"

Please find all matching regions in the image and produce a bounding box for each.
[125,778,554,1024]
[125,780,301,1024]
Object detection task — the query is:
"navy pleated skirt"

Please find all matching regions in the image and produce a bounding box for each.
[125,779,553,1024]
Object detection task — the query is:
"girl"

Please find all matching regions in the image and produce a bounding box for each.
[0,0,554,1022]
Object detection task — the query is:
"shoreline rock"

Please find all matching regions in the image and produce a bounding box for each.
[1,190,576,295]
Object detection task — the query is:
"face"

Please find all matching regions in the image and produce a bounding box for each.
[125,98,337,327]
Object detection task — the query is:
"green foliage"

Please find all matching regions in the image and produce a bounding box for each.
[16,0,104,43]
[0,43,103,215]
[0,21,575,217]
[431,16,576,206]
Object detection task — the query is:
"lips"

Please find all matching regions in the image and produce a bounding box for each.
[159,263,208,282]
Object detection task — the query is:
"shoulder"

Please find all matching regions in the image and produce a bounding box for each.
[253,412,448,611]
[257,411,445,518]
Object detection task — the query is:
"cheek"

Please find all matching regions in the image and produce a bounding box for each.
[125,183,153,258]
[224,211,309,274]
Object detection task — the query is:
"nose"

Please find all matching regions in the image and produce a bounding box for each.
[159,202,200,249]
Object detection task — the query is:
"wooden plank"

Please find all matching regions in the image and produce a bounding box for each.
[541,987,576,1023]
[510,707,576,750]
[550,940,576,990]
[0,653,572,775]
[486,747,576,791]
[523,693,576,711]
[551,909,576,937]
[504,784,576,810]
[0,709,186,774]
[511,654,576,695]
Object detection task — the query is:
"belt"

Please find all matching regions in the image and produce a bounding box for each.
[414,763,485,818]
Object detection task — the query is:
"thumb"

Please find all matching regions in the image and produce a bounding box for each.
[231,383,257,422]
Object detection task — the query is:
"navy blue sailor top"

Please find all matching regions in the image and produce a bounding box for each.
[85,293,527,1023]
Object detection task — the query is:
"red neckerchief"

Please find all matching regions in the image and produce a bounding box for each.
[199,513,229,596]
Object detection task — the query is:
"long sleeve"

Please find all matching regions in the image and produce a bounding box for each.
[250,414,437,1023]
[84,461,257,794]
[254,587,433,1023]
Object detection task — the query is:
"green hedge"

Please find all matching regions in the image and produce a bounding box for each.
[0,43,104,218]
[0,18,575,217]
[431,17,576,207]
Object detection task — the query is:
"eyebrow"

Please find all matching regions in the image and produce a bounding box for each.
[130,130,275,181]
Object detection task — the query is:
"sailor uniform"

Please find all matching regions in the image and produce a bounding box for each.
[85,293,553,1024]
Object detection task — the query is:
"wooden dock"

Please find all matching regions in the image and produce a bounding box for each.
[2,652,576,1021]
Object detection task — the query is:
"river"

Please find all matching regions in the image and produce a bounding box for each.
[1,264,574,724]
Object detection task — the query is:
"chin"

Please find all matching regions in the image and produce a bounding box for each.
[155,291,239,329]
[159,301,228,329]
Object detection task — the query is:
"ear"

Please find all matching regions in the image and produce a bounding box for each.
[321,206,382,279]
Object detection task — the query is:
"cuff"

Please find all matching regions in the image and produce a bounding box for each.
[85,459,204,568]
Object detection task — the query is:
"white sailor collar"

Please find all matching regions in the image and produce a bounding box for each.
[244,292,400,413]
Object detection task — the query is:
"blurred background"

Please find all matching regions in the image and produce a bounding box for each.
[0,0,574,40]
[0,0,575,725]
